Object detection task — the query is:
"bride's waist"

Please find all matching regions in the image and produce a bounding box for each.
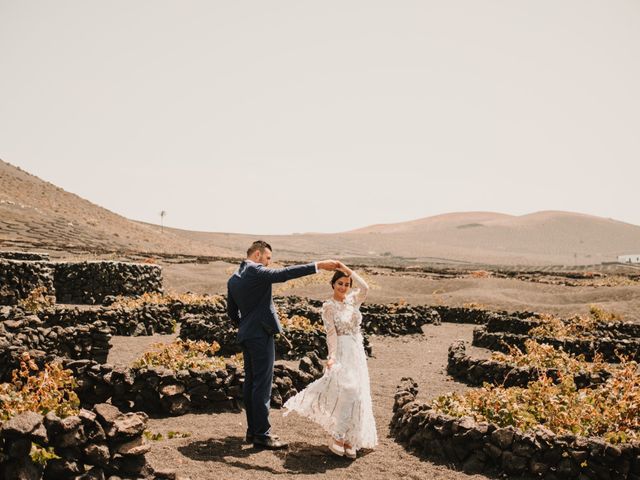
[336,331,361,337]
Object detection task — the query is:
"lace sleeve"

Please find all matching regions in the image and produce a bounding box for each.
[350,270,369,305]
[322,301,338,360]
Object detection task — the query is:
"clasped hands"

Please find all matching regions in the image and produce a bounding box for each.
[316,260,352,276]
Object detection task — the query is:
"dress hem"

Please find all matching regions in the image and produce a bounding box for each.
[282,404,378,450]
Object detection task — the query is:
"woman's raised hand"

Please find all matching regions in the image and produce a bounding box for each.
[336,262,353,276]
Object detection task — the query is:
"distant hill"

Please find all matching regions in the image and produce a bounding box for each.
[350,212,513,234]
[0,159,230,256]
[164,210,640,266]
[2,159,639,265]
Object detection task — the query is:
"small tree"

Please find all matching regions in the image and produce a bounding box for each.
[160,210,167,233]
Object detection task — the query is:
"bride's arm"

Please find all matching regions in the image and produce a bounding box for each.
[349,269,369,305]
[322,302,338,366]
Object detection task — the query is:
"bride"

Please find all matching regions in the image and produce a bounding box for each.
[283,262,378,458]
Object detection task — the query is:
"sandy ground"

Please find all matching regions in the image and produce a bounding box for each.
[161,260,640,322]
[102,260,640,479]
[109,323,500,480]
[4,159,640,478]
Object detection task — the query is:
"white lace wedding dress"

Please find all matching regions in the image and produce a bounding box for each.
[283,271,378,450]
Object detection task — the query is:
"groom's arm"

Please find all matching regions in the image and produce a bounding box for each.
[254,263,316,284]
[253,260,338,284]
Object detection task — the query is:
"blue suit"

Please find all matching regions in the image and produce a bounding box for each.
[227,260,317,439]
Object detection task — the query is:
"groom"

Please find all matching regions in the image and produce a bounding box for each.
[227,240,339,449]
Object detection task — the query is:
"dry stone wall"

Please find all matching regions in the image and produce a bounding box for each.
[53,261,162,305]
[0,404,152,480]
[446,341,611,389]
[391,378,640,479]
[486,315,640,339]
[0,251,50,261]
[0,259,55,305]
[473,326,640,362]
[38,304,176,336]
[63,352,325,417]
[433,306,538,325]
[0,308,111,382]
[1,259,163,306]
[275,295,442,335]
[179,311,373,360]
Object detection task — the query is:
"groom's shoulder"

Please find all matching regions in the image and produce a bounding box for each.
[240,262,265,279]
[244,262,262,272]
[228,262,256,280]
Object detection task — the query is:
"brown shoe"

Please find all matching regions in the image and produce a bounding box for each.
[253,436,288,450]
[246,433,279,444]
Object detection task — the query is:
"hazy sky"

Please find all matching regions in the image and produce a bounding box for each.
[1,1,639,234]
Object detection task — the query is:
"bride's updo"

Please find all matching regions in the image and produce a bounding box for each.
[330,270,353,289]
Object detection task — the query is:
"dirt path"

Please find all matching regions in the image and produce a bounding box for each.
[109,323,497,480]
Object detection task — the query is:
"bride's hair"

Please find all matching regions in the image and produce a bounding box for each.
[330,270,352,289]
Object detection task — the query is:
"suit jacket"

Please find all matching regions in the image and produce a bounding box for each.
[227,260,317,342]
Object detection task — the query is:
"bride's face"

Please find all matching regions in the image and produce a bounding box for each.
[333,277,352,298]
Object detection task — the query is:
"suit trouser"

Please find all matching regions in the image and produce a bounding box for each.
[241,335,275,439]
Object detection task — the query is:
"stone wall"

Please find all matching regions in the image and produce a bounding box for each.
[360,303,441,335]
[0,259,163,306]
[179,312,372,360]
[165,296,227,320]
[0,308,111,382]
[391,378,640,479]
[0,259,55,305]
[38,304,176,336]
[433,306,537,325]
[177,313,238,355]
[473,327,640,362]
[446,341,611,389]
[0,251,50,261]
[53,261,163,305]
[485,315,640,339]
[275,295,442,335]
[274,295,322,323]
[433,306,497,324]
[172,297,640,348]
[63,353,325,417]
[275,327,331,360]
[0,404,152,480]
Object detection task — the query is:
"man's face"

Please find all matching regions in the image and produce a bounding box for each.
[256,248,272,267]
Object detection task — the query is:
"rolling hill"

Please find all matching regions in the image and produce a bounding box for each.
[0,159,230,257]
[2,159,639,265]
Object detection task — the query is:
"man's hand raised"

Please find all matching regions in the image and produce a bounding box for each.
[335,261,353,276]
[316,260,340,271]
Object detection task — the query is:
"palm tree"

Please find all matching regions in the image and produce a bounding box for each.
[160,210,167,233]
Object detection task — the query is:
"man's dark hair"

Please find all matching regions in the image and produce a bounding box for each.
[247,240,272,257]
[330,270,352,288]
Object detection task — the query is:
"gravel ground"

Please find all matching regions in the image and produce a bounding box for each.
[108,323,502,480]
